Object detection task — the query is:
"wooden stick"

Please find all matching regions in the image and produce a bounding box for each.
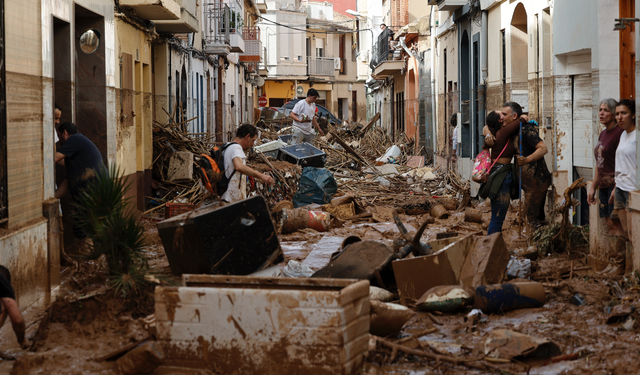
[374,337,500,372]
[256,150,291,190]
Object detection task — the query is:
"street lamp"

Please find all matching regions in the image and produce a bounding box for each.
[614,18,640,31]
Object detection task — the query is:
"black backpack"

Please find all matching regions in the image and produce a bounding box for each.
[210,142,238,196]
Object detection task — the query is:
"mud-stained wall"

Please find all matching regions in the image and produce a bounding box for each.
[0,220,48,309]
[6,0,43,228]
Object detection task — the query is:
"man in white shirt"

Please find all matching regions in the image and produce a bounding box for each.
[289,89,325,145]
[221,124,275,203]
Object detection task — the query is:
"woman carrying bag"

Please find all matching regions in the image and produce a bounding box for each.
[475,103,524,235]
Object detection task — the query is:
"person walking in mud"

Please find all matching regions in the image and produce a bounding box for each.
[0,266,31,352]
[515,117,552,230]
[289,89,325,145]
[478,102,523,235]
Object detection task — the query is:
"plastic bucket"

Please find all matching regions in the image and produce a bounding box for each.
[280,208,331,234]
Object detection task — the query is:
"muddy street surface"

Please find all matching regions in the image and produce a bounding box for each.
[0,203,637,374]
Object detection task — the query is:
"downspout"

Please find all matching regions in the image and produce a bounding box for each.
[430,6,437,155]
[478,10,488,159]
[480,11,487,82]
[168,45,172,119]
[399,36,422,61]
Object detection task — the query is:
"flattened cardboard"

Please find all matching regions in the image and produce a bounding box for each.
[459,232,509,288]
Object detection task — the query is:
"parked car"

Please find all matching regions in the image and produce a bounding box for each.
[259,106,284,121]
[282,99,341,127]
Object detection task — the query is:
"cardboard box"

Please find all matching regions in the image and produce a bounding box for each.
[459,232,509,288]
[392,235,475,303]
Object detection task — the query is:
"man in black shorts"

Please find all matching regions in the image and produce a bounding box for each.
[54,122,106,241]
[0,266,31,351]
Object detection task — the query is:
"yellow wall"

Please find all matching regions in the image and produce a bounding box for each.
[114,19,153,175]
[264,80,297,101]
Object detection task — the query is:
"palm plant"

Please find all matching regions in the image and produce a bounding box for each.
[73,165,151,298]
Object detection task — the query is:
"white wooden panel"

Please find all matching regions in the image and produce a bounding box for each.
[572,74,592,168]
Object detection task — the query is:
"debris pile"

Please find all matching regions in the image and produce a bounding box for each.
[151,119,214,209]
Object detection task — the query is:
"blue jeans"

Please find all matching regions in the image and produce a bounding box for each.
[487,170,512,235]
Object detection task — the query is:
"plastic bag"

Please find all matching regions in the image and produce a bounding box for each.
[282,260,314,278]
[292,167,338,207]
[506,256,532,279]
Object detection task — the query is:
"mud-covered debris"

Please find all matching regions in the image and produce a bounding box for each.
[570,292,587,306]
[370,286,395,302]
[370,301,415,337]
[506,256,533,279]
[459,233,510,288]
[482,329,561,360]
[474,282,546,313]
[416,285,475,313]
[606,304,635,324]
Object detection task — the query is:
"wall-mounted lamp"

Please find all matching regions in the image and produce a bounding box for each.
[614,18,640,31]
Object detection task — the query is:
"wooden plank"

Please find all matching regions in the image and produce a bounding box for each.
[360,112,380,135]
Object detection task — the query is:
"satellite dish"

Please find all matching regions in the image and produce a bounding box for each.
[255,76,265,87]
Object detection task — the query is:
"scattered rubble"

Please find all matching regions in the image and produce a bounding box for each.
[13,115,640,375]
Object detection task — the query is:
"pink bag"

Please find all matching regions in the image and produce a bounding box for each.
[471,149,492,183]
[471,142,509,183]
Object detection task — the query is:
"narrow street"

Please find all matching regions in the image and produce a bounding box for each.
[0,0,639,374]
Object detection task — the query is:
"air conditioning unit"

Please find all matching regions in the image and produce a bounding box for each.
[334,57,340,69]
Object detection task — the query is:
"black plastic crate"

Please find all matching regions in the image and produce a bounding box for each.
[277,142,326,168]
[157,196,281,276]
[278,134,293,144]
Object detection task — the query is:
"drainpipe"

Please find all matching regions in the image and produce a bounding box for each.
[430,6,437,155]
[399,37,422,62]
[480,11,487,82]
[168,45,172,119]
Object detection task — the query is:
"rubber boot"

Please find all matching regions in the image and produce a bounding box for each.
[625,241,634,276]
[608,236,627,275]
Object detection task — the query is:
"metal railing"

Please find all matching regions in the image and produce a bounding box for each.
[307,57,335,76]
[242,26,260,40]
[203,2,230,46]
[203,0,245,48]
[370,29,398,69]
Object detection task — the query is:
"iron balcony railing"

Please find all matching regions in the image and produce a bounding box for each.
[307,57,335,77]
[203,2,230,47]
[242,26,260,40]
[203,0,244,49]
[370,29,397,69]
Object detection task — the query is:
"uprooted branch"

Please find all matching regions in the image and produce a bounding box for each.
[373,336,503,373]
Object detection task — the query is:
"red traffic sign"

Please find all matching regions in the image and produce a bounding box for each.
[258,96,267,107]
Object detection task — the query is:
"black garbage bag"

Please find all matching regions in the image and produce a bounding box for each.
[292,167,337,207]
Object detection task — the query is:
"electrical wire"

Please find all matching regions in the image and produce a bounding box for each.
[253,12,377,35]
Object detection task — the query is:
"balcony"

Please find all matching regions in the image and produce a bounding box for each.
[307,57,335,78]
[202,0,245,55]
[120,0,180,20]
[427,0,466,11]
[239,27,261,62]
[370,33,403,79]
[256,0,267,13]
[154,0,198,33]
